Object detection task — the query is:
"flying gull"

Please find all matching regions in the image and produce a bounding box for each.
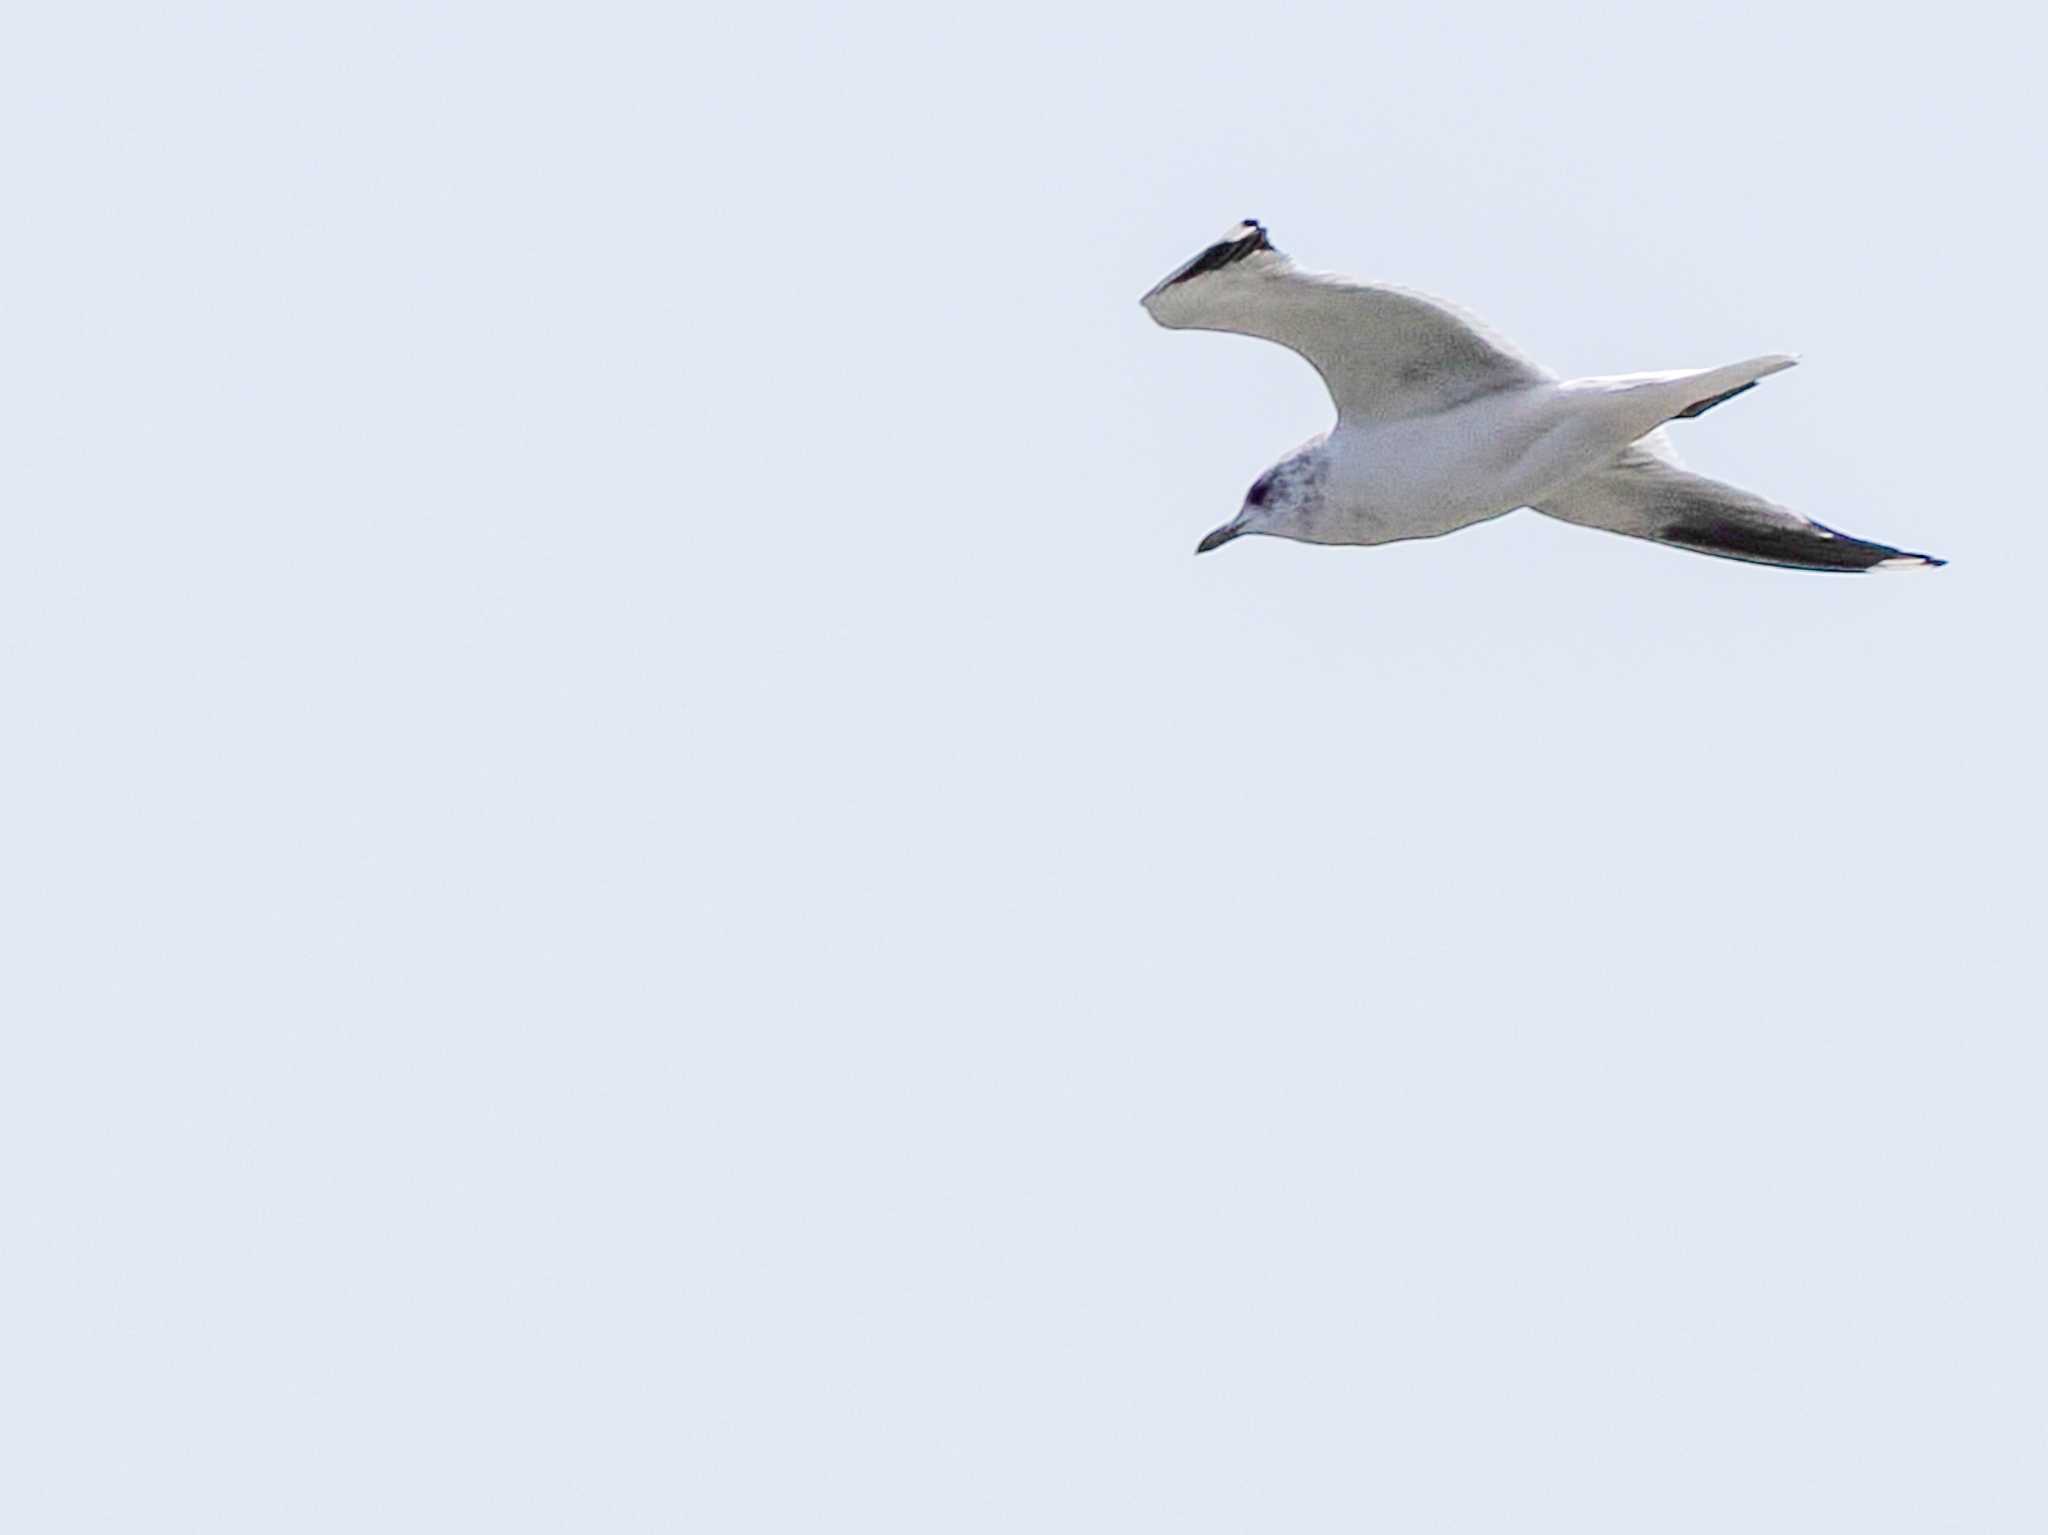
[1142,220,1943,572]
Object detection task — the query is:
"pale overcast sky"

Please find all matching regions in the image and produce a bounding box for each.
[5,3,2042,1530]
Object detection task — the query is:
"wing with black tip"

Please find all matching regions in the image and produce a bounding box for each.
[1140,220,1549,422]
[1534,446,1945,572]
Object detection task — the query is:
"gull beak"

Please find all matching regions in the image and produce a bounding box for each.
[1195,520,1246,555]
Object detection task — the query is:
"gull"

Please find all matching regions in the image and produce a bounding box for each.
[1142,220,1944,572]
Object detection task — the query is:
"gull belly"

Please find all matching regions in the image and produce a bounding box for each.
[1322,387,1579,544]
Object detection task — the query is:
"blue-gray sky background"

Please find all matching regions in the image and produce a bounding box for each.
[5,3,2041,1530]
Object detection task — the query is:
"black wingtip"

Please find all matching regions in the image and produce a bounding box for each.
[1674,379,1761,419]
[1162,220,1273,288]
[1873,544,1947,570]
[1659,517,1947,573]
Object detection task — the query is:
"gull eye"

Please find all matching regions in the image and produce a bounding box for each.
[1246,475,1273,507]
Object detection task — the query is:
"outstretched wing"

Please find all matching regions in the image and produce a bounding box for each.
[1140,220,1550,422]
[1534,446,1944,572]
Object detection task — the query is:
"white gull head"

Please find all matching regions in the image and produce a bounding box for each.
[1196,436,1333,554]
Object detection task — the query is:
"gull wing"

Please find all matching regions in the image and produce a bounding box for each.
[1140,220,1550,422]
[1534,446,1944,572]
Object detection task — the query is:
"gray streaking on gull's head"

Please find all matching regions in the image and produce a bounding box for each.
[1143,220,1945,572]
